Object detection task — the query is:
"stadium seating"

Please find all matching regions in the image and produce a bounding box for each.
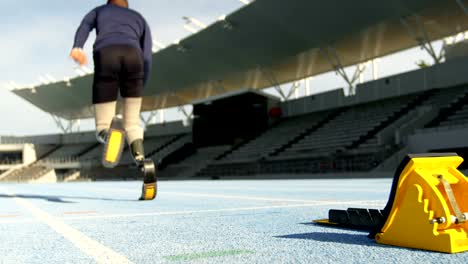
[425,86,468,128]
[0,158,22,165]
[46,143,96,159]
[219,112,329,162]
[4,69,468,181]
[276,95,417,159]
[0,164,52,182]
[432,86,468,128]
[441,105,468,127]
[148,134,192,163]
[159,145,231,178]
[197,86,468,177]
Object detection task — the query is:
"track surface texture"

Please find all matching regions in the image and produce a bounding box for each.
[1,179,467,264]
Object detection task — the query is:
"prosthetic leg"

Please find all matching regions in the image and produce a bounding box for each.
[96,98,157,201]
[100,118,157,200]
[130,139,157,201]
[123,98,157,201]
[102,116,126,168]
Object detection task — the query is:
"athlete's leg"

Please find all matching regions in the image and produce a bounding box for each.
[123,97,144,162]
[119,46,157,200]
[119,45,145,163]
[92,46,121,143]
[94,101,116,143]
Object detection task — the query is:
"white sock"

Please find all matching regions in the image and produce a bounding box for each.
[123,97,144,144]
[94,101,117,133]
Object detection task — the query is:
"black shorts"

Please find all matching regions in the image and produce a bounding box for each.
[92,45,144,104]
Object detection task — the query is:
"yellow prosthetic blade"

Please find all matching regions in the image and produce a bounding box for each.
[102,128,125,168]
[140,182,157,201]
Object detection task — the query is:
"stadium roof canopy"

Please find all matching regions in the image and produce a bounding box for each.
[12,0,468,120]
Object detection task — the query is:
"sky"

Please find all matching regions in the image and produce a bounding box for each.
[0,0,451,136]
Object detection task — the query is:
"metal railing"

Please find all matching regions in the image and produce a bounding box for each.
[0,159,22,165]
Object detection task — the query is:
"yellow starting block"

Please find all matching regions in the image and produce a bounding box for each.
[315,153,468,253]
[102,117,126,168]
[374,153,468,253]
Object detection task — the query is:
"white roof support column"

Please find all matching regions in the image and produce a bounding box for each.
[372,59,379,80]
[50,114,80,134]
[320,46,366,96]
[140,111,159,128]
[285,81,301,100]
[159,109,166,124]
[304,77,312,96]
[400,16,446,64]
[259,67,302,101]
[259,67,288,101]
[294,83,300,99]
[178,106,193,127]
[358,63,366,84]
[274,87,288,101]
[75,120,81,132]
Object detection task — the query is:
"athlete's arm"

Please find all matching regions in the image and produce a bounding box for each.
[141,19,153,86]
[70,9,97,65]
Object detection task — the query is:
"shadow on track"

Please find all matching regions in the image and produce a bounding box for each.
[275,232,382,248]
[0,194,136,203]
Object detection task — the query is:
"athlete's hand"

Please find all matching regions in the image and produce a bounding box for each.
[70,48,88,66]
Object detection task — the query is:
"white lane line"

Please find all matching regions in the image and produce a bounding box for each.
[0,200,386,224]
[160,186,388,193]
[163,192,386,204]
[86,186,385,204]
[62,201,386,221]
[0,187,133,264]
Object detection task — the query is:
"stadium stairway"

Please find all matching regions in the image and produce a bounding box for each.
[214,119,285,162]
[159,145,231,179]
[37,145,63,160]
[76,142,100,157]
[62,170,81,182]
[269,109,347,158]
[148,134,192,164]
[440,104,468,127]
[0,145,61,182]
[0,164,54,183]
[347,90,436,150]
[146,134,188,159]
[425,85,468,128]
[46,143,97,160]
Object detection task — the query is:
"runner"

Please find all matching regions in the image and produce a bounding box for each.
[70,0,156,200]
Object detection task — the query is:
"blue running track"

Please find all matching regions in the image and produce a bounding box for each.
[0,179,467,263]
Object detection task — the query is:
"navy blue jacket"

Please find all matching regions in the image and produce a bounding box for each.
[73,3,153,85]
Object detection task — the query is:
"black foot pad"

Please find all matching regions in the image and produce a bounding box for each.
[314,208,385,231]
